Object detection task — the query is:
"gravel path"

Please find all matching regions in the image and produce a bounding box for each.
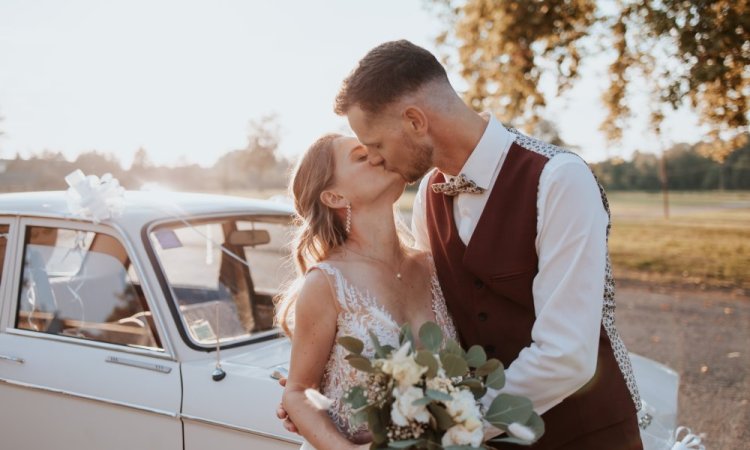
[616,283,749,450]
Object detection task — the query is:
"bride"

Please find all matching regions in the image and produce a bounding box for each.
[275,133,457,450]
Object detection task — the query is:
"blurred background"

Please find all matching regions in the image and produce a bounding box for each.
[1,1,748,447]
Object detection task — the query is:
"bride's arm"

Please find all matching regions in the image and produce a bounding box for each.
[282,270,366,450]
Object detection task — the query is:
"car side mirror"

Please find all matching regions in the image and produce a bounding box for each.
[227,229,270,247]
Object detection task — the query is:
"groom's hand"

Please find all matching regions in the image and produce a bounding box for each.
[276,377,299,434]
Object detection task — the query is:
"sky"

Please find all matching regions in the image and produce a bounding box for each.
[0,0,709,168]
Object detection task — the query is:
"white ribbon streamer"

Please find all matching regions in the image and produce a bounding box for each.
[671,426,705,450]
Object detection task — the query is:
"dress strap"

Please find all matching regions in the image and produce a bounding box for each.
[308,262,348,311]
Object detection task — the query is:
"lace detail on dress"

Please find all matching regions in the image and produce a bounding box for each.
[310,260,457,441]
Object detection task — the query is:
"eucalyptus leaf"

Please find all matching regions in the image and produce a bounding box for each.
[464,345,487,368]
[389,439,422,448]
[368,407,387,444]
[399,323,415,351]
[345,354,375,373]
[486,365,506,390]
[457,378,487,399]
[423,441,444,450]
[425,388,453,402]
[418,321,443,353]
[487,436,538,445]
[475,358,501,377]
[415,350,439,378]
[337,336,364,354]
[440,353,469,378]
[344,386,368,409]
[525,412,545,439]
[368,330,385,358]
[442,338,464,357]
[427,403,455,431]
[411,396,434,406]
[485,393,534,427]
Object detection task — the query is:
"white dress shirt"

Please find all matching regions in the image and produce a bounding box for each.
[412,115,609,424]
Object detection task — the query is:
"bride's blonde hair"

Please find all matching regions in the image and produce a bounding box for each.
[275,133,347,336]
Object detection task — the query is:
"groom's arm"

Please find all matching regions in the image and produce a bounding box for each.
[482,155,608,433]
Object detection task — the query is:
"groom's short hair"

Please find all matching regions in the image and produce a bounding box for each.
[335,40,449,115]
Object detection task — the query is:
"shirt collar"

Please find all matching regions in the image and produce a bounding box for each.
[449,114,511,190]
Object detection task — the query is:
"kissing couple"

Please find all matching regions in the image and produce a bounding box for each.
[274,40,643,450]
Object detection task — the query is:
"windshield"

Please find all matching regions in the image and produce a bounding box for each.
[148,215,295,348]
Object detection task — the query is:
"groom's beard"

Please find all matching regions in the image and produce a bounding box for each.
[402,132,434,184]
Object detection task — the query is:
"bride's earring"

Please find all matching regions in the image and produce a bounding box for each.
[345,203,352,234]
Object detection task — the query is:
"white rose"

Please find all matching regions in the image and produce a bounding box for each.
[441,423,484,447]
[380,343,427,388]
[444,389,482,425]
[390,386,431,426]
[508,422,537,442]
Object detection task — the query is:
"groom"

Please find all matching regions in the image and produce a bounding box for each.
[333,40,643,449]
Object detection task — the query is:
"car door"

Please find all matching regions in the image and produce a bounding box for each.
[0,218,182,450]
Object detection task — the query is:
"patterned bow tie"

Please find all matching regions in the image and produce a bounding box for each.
[431,173,486,196]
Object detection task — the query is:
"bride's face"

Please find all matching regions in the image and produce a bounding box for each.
[329,136,405,206]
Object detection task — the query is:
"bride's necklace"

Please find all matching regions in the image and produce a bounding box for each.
[344,244,406,281]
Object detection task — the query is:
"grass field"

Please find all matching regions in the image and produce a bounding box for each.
[218,189,750,293]
[606,191,749,292]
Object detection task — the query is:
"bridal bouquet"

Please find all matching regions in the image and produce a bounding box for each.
[337,322,544,449]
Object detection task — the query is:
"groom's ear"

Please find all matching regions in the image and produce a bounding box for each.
[402,106,428,136]
[320,190,346,210]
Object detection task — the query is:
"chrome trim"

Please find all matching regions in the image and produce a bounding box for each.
[106,355,172,374]
[0,354,24,364]
[180,413,300,444]
[0,377,180,418]
[3,328,175,361]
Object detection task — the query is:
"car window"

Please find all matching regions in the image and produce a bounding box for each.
[16,225,163,351]
[150,216,295,347]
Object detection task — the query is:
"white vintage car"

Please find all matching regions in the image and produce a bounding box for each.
[0,190,679,450]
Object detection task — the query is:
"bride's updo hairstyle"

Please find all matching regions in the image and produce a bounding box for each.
[275,133,346,337]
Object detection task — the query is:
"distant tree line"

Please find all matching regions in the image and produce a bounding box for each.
[0,115,292,193]
[591,137,750,191]
[2,118,748,194]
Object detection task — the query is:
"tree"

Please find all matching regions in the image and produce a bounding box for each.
[432,0,597,130]
[430,0,749,154]
[213,114,286,190]
[131,147,154,171]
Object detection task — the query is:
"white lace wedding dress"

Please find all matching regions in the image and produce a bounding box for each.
[300,258,458,450]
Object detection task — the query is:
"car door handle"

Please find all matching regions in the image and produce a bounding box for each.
[270,365,288,380]
[0,354,25,364]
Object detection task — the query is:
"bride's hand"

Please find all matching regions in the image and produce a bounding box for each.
[275,377,299,434]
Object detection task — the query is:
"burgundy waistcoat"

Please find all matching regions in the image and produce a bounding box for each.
[425,143,637,449]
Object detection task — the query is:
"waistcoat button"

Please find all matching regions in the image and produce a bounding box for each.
[478,312,488,321]
[474,279,484,289]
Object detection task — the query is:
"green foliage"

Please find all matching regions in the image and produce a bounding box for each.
[419,321,444,353]
[591,139,750,191]
[338,336,364,354]
[485,394,534,427]
[416,350,440,378]
[430,0,750,161]
[464,345,487,369]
